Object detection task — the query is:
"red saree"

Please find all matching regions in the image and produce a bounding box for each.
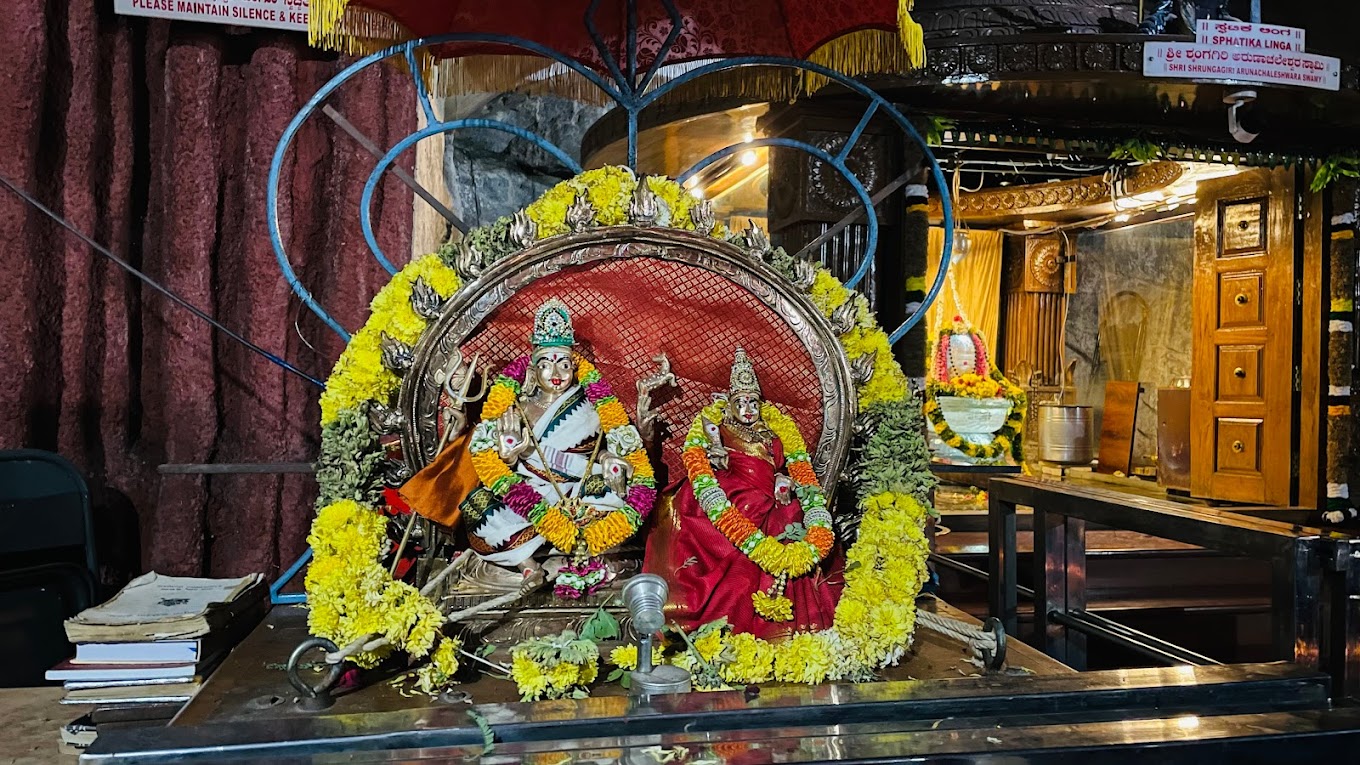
[644,430,842,638]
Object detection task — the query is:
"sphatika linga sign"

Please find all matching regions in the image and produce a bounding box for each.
[114,0,308,32]
[1144,20,1339,91]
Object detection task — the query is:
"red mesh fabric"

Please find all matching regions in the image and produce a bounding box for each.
[461,256,822,484]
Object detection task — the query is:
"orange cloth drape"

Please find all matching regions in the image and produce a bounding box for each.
[398,432,480,528]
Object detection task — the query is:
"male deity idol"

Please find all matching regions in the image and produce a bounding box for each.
[646,348,841,637]
[403,299,657,598]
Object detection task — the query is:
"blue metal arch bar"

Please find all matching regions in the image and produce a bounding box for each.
[267,35,626,341]
[639,56,953,342]
[678,137,878,290]
[269,35,953,346]
[360,121,584,276]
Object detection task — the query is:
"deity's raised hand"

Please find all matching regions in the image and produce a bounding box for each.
[773,474,794,506]
[496,409,531,462]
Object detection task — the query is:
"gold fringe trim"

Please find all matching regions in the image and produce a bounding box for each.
[1333,229,1355,240]
[1330,405,1352,417]
[307,2,926,104]
[308,2,438,94]
[898,0,925,69]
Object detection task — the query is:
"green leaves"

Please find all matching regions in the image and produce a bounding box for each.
[852,396,937,508]
[515,629,600,666]
[580,606,620,643]
[1311,155,1360,192]
[921,116,957,147]
[776,522,807,542]
[314,404,384,510]
[1108,139,1166,163]
[466,709,494,754]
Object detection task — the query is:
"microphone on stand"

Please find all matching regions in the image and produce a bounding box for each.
[621,574,691,695]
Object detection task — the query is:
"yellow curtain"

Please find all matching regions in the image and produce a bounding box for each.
[925,227,1003,364]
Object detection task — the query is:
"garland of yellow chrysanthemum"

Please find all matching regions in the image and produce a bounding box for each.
[469,355,656,558]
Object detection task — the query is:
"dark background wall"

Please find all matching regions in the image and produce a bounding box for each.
[0,1,415,587]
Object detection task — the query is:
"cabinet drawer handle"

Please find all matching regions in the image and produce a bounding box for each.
[1231,440,1245,454]
[1234,293,1249,306]
[1233,367,1247,379]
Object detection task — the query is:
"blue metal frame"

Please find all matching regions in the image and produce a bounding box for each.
[265,1,953,602]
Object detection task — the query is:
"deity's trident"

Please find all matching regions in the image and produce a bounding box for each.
[436,351,488,453]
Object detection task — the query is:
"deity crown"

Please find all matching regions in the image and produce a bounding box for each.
[729,347,762,398]
[531,299,575,348]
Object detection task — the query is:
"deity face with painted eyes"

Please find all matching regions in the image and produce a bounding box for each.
[730,391,762,425]
[530,347,574,398]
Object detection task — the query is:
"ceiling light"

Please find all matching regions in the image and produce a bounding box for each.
[683,176,700,189]
[741,132,755,143]
[740,150,757,166]
[691,187,705,200]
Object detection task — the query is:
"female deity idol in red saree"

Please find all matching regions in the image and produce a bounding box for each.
[645,348,842,638]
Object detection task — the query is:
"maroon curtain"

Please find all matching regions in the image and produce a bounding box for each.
[0,2,415,582]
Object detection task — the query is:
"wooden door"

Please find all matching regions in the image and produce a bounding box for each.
[1191,168,1295,505]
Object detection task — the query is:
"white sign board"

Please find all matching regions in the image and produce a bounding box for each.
[1196,20,1305,52]
[114,0,308,32]
[1144,19,1340,93]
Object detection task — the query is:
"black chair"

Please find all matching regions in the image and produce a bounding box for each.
[0,450,99,686]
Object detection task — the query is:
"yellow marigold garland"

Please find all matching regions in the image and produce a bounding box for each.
[319,255,461,425]
[304,499,460,674]
[306,166,932,694]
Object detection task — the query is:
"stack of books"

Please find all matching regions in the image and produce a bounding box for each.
[50,572,266,754]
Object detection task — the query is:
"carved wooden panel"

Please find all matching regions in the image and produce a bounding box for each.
[1192,169,1294,505]
[1001,240,1067,385]
[1218,271,1265,329]
[1215,418,1263,476]
[1023,236,1064,293]
[1216,345,1264,403]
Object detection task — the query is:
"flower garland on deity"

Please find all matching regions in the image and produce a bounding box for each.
[468,341,656,596]
[307,166,936,694]
[924,319,1027,463]
[682,397,835,622]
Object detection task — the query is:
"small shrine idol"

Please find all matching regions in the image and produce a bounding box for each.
[646,348,841,638]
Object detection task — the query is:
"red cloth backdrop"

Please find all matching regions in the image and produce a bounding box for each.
[0,2,415,580]
[355,0,897,71]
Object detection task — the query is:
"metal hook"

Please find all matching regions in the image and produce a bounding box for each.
[287,637,344,711]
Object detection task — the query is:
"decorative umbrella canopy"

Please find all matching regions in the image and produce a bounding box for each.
[309,0,922,100]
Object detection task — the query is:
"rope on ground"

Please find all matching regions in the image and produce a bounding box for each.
[916,607,1004,670]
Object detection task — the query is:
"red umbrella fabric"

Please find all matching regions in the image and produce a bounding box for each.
[310,0,921,82]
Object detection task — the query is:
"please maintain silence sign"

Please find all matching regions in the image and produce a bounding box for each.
[1144,20,1340,92]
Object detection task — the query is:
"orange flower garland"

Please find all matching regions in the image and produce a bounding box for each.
[683,401,835,576]
[468,355,657,561]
